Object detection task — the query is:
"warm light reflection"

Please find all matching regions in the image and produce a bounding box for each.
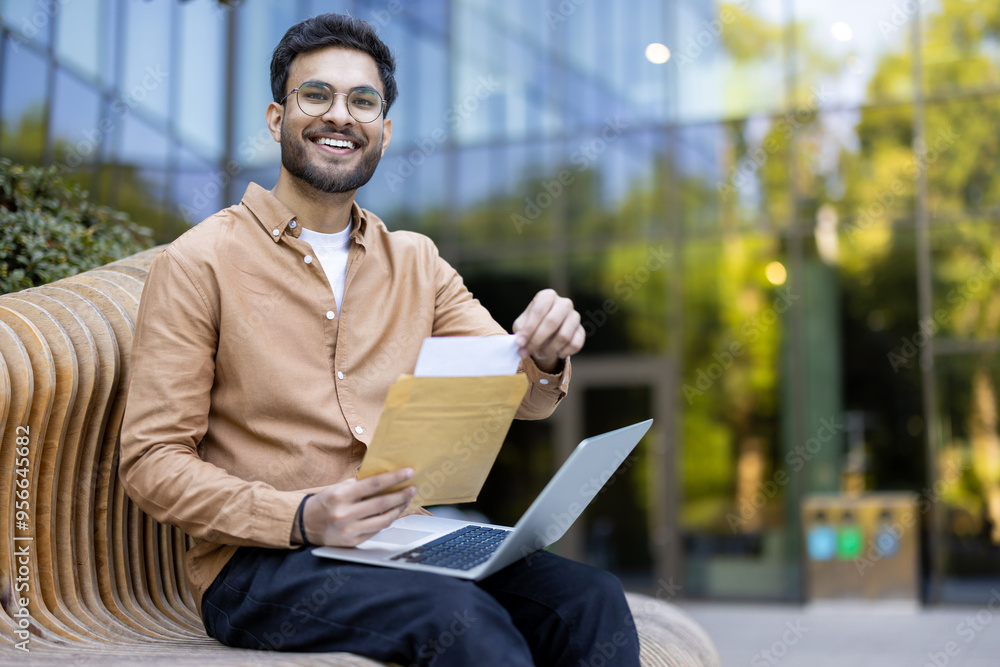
[831,22,853,41]
[765,261,787,285]
[645,43,671,64]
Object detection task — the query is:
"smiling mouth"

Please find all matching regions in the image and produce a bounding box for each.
[313,137,358,150]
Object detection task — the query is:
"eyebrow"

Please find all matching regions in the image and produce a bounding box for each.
[303,80,381,94]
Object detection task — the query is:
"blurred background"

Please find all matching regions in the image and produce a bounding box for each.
[1,0,998,608]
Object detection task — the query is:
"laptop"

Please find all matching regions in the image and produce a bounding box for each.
[312,419,652,579]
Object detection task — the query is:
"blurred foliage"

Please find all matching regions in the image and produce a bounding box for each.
[0,158,154,294]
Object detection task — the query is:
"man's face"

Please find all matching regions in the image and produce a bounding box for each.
[270,46,392,195]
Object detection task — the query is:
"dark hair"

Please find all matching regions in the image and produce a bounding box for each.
[270,13,397,114]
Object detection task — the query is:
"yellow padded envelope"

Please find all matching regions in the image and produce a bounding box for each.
[357,373,529,506]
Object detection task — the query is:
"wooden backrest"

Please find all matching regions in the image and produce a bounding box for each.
[0,246,204,643]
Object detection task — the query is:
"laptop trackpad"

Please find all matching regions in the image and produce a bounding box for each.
[368,527,436,546]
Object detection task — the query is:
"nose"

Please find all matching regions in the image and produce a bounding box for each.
[322,92,355,125]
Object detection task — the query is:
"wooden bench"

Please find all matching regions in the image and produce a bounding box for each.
[0,248,720,666]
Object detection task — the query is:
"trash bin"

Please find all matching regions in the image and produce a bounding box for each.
[802,493,919,602]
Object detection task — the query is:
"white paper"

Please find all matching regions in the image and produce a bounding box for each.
[413,335,521,377]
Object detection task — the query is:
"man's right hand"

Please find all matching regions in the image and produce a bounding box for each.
[297,468,416,547]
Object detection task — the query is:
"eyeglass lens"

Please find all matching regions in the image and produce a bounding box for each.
[296,82,383,122]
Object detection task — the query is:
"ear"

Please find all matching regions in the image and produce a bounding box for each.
[266,101,284,143]
[379,117,392,157]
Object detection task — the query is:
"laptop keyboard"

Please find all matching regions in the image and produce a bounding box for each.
[390,525,510,570]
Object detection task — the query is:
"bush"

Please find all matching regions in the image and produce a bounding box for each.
[0,159,154,294]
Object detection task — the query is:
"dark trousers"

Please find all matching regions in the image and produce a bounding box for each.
[201,546,640,666]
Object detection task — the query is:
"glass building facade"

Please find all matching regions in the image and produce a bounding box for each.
[2,0,999,603]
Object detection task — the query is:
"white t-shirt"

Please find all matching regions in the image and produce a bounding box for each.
[298,221,352,314]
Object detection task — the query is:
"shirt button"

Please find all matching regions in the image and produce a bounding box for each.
[337,371,344,380]
[304,255,313,264]
[272,228,280,237]
[289,220,297,229]
[326,311,335,320]
[355,425,364,435]
[539,378,549,385]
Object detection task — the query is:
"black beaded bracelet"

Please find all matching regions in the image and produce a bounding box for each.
[297,493,315,548]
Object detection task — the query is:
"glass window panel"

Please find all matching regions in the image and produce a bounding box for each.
[380,16,413,149]
[671,122,787,236]
[827,104,915,256]
[454,144,492,211]
[3,0,53,48]
[675,0,787,122]
[501,37,540,141]
[50,69,102,168]
[172,148,220,226]
[122,0,171,125]
[55,0,102,81]
[629,0,673,124]
[177,0,226,160]
[935,353,1000,602]
[925,96,1000,225]
[373,146,417,214]
[234,2,299,167]
[791,0,913,109]
[118,113,169,167]
[412,150,447,217]
[307,0,351,18]
[928,223,1000,343]
[101,0,120,88]
[47,5,99,86]
[680,233,792,599]
[1,38,48,163]
[569,244,669,355]
[451,3,496,144]
[922,0,1000,98]
[415,34,449,141]
[170,148,224,225]
[401,0,447,35]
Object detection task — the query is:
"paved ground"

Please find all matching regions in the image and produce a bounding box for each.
[680,599,1000,666]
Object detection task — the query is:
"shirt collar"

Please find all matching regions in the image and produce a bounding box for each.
[241,182,370,245]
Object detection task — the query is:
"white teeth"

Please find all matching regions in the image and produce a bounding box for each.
[315,137,356,149]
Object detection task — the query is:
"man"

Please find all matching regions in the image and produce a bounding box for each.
[120,13,639,666]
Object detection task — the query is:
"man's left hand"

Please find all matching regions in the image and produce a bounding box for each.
[512,289,584,373]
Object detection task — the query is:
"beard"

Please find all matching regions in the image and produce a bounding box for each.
[280,120,383,194]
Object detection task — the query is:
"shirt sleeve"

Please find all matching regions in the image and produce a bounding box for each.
[430,251,571,420]
[119,249,305,548]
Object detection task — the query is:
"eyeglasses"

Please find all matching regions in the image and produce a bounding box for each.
[280,81,386,123]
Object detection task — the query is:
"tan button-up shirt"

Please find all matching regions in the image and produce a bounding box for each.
[119,184,570,616]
